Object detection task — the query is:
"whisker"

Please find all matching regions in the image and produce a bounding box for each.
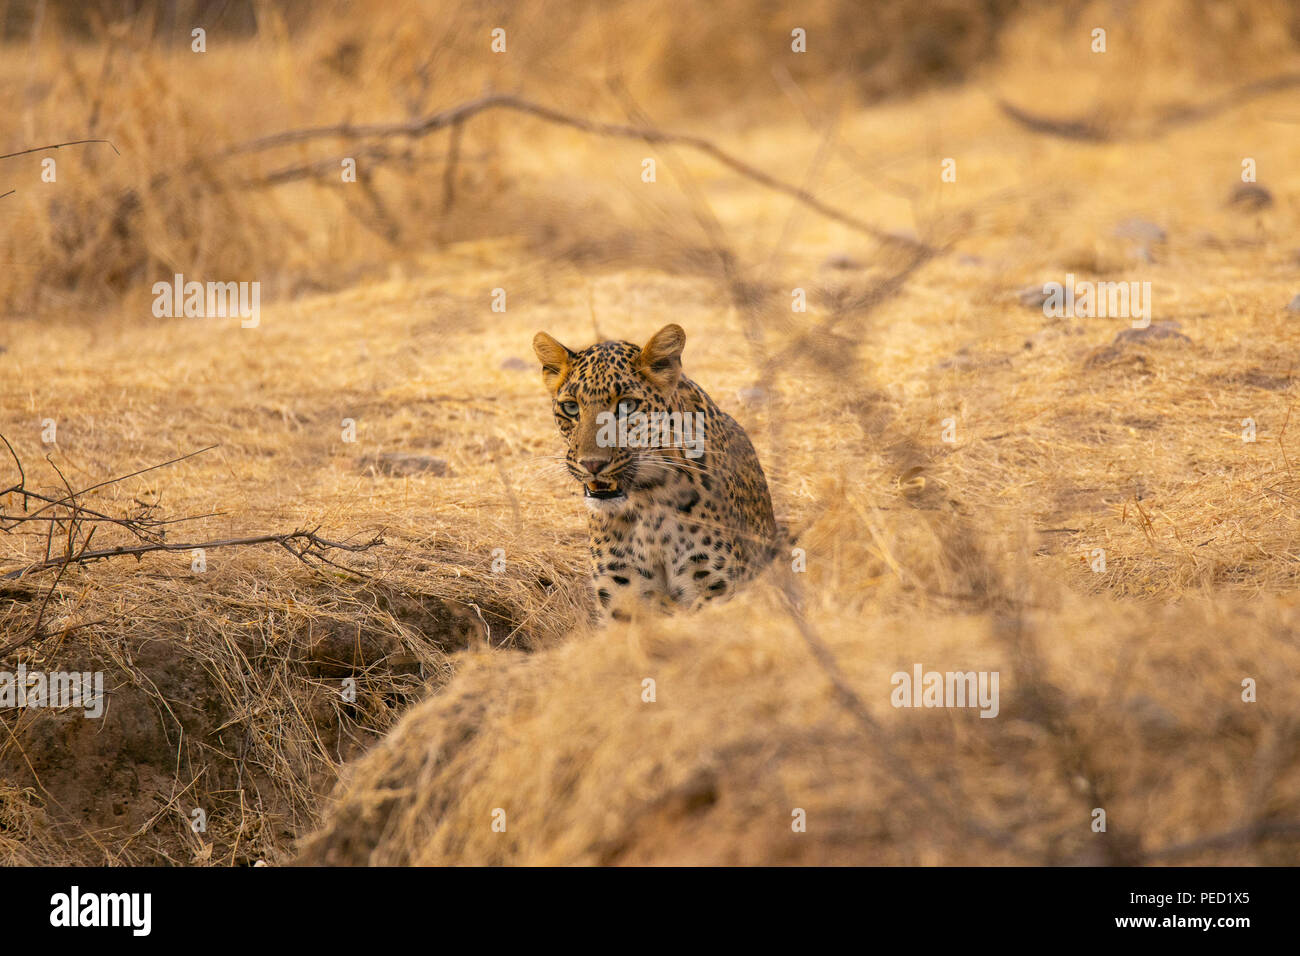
[641,452,711,475]
[509,463,574,481]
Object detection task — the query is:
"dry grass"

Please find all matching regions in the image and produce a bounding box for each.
[2,0,1300,865]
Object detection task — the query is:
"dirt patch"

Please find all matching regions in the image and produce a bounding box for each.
[0,569,552,864]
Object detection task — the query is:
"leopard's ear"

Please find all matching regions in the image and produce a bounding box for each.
[637,324,685,391]
[532,331,575,395]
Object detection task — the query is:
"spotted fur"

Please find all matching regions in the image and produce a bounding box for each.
[533,324,778,624]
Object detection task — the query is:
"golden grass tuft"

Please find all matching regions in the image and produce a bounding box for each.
[298,506,1300,865]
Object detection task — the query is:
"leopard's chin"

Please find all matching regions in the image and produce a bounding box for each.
[583,478,631,514]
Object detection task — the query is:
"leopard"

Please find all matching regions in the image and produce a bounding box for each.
[532,323,779,625]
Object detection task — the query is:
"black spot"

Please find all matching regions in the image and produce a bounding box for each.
[707,580,727,593]
[693,569,711,580]
[597,588,611,607]
[689,553,709,563]
[612,575,630,586]
[638,567,655,579]
[612,610,631,622]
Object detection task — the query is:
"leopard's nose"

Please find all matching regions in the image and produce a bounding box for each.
[581,458,609,476]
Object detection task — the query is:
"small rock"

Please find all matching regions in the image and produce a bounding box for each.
[1128,694,1181,738]
[359,453,449,477]
[823,253,864,271]
[500,357,530,371]
[1285,294,1300,313]
[1113,218,1167,243]
[1017,285,1051,308]
[936,348,1012,372]
[1113,321,1191,345]
[1229,183,1272,210]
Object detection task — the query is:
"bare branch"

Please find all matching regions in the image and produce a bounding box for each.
[998,71,1300,143]
[0,440,383,595]
[2,528,384,581]
[212,93,933,255]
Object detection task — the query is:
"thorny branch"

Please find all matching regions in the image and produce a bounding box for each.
[0,435,384,657]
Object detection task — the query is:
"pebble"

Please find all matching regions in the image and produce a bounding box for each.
[1229,183,1272,209]
[1113,321,1191,345]
[1113,218,1166,243]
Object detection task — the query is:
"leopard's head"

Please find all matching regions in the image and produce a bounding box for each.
[532,324,688,513]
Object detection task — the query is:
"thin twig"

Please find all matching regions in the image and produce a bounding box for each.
[0,138,120,161]
[0,139,120,200]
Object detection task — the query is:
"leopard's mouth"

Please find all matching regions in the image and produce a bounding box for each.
[584,479,625,501]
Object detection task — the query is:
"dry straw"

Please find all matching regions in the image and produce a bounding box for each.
[2,0,1299,864]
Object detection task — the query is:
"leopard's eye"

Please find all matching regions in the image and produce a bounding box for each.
[616,397,641,416]
[558,400,580,417]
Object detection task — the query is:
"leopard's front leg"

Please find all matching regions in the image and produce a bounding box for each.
[665,524,736,610]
